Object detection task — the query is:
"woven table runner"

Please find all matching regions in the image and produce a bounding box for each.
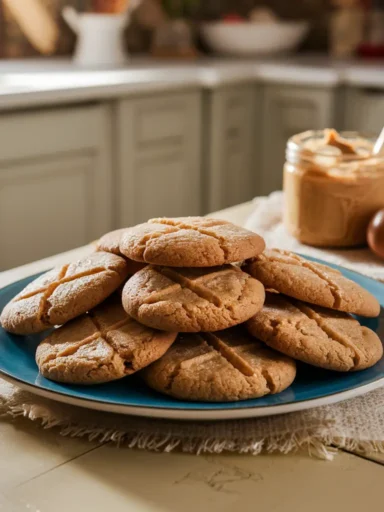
[1,192,383,460]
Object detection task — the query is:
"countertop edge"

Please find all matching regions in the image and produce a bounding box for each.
[0,57,383,110]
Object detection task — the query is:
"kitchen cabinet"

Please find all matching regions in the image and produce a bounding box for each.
[116,90,202,226]
[343,87,384,135]
[0,105,112,270]
[203,84,260,213]
[260,84,339,195]
[1,74,382,272]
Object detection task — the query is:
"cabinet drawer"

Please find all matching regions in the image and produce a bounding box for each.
[0,105,112,270]
[136,104,185,145]
[0,155,91,269]
[203,84,259,212]
[0,105,106,161]
[122,93,197,150]
[117,91,202,226]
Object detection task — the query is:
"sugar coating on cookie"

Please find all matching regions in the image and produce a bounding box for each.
[246,249,380,318]
[119,217,265,267]
[143,327,296,401]
[122,264,265,332]
[0,252,130,335]
[96,229,147,274]
[36,296,177,384]
[247,293,383,372]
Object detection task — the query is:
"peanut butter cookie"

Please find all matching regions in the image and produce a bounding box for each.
[142,327,296,402]
[119,217,265,267]
[246,249,380,318]
[0,252,130,335]
[36,296,177,384]
[247,293,383,372]
[96,228,146,274]
[122,264,265,332]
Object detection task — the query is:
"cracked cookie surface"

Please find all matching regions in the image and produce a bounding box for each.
[96,228,146,274]
[247,293,383,371]
[36,295,177,384]
[122,265,265,332]
[0,252,130,335]
[246,249,380,318]
[119,217,265,267]
[142,326,296,401]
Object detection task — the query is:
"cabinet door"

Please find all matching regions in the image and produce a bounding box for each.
[260,85,337,195]
[0,105,112,270]
[203,84,259,213]
[117,91,202,226]
[343,88,384,134]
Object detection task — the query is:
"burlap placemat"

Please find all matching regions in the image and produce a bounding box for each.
[1,192,383,460]
[1,378,383,460]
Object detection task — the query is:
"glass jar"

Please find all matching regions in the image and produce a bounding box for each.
[283,130,384,247]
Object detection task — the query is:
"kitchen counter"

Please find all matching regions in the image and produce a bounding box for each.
[0,55,383,110]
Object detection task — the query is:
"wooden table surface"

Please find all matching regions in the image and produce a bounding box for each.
[0,201,383,512]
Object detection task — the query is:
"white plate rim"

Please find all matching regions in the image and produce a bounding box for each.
[2,371,384,421]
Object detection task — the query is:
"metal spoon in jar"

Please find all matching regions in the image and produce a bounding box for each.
[373,126,384,155]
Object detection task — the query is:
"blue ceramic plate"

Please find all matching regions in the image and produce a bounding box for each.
[0,256,383,421]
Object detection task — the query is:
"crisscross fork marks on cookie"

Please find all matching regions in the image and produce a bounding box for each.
[135,225,180,252]
[37,298,179,384]
[88,308,134,336]
[293,301,363,366]
[259,250,343,308]
[149,218,231,258]
[14,266,69,302]
[143,329,297,401]
[124,263,265,333]
[15,266,119,324]
[43,313,135,370]
[161,336,230,392]
[163,333,274,393]
[87,313,136,371]
[143,267,239,307]
[41,332,101,364]
[201,332,275,391]
[201,332,257,377]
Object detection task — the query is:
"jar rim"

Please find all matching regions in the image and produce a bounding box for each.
[287,129,377,162]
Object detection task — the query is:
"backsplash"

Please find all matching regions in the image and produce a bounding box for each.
[0,0,331,58]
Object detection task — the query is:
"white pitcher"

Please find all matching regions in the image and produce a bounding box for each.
[62,6,130,67]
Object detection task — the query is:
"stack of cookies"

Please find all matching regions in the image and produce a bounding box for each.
[0,217,382,403]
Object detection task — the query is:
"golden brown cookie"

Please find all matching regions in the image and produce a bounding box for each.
[142,327,296,402]
[119,217,265,267]
[36,296,177,385]
[122,264,265,332]
[246,249,380,318]
[247,293,383,372]
[0,252,130,335]
[96,229,146,274]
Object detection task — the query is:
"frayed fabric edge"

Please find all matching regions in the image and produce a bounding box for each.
[4,403,384,461]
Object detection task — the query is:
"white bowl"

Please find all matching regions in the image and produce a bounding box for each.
[201,21,309,56]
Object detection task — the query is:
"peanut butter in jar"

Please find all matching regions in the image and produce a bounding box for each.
[283,129,384,247]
